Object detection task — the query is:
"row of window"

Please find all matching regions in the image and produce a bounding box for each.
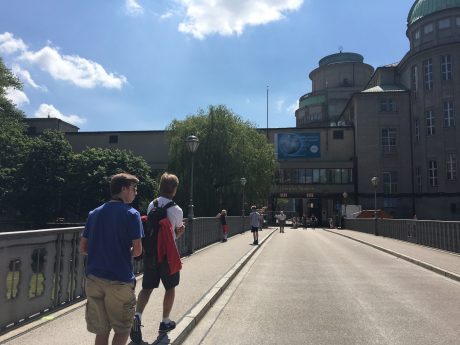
[376,156,457,195]
[413,17,460,40]
[411,55,453,92]
[275,168,353,185]
[414,101,456,140]
[418,154,458,189]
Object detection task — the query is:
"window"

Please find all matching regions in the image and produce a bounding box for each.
[424,23,433,34]
[451,203,457,214]
[276,168,353,185]
[416,167,422,192]
[381,128,397,153]
[380,99,397,112]
[414,30,421,40]
[441,55,452,81]
[428,160,438,187]
[447,153,457,180]
[109,135,118,144]
[457,17,460,26]
[411,65,418,92]
[423,59,433,90]
[438,18,451,29]
[426,110,435,135]
[415,118,420,143]
[383,172,398,194]
[333,130,344,139]
[443,101,455,127]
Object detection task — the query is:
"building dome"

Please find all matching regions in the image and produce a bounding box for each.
[318,52,364,67]
[407,0,460,25]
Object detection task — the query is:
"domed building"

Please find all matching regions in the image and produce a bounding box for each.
[340,0,460,219]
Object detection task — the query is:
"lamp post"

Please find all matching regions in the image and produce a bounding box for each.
[185,135,200,219]
[342,192,348,229]
[371,176,379,236]
[185,135,199,254]
[240,177,247,232]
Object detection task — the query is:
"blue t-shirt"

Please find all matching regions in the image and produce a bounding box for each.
[83,201,144,283]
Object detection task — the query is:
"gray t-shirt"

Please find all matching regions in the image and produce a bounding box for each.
[249,211,260,227]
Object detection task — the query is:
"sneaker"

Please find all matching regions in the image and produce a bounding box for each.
[130,315,143,344]
[159,320,176,333]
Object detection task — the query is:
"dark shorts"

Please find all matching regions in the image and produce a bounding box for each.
[142,255,180,291]
[251,226,259,232]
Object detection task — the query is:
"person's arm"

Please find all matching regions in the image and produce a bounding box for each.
[79,237,88,255]
[131,238,142,257]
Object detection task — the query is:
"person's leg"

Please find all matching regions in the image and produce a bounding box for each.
[95,334,109,345]
[135,289,153,313]
[163,287,175,318]
[112,333,129,345]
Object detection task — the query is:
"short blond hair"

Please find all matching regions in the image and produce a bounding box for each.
[159,172,179,198]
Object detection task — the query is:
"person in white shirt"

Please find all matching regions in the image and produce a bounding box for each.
[276,211,287,233]
[249,205,260,245]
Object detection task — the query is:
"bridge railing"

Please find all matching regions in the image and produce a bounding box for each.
[0,216,249,334]
[344,218,460,254]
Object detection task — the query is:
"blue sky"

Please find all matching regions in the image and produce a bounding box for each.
[1,0,414,131]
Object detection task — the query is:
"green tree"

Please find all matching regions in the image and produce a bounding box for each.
[13,130,72,225]
[167,105,277,216]
[0,57,30,209]
[67,147,158,219]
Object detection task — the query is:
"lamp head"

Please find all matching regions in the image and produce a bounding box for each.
[185,135,200,153]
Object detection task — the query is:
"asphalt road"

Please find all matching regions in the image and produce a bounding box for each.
[183,229,460,345]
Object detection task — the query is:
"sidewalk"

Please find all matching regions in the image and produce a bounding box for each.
[325,228,460,282]
[0,228,276,345]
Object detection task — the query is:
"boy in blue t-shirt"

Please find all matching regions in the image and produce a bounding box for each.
[80,173,143,345]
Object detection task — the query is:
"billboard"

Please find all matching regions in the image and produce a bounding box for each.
[276,132,320,160]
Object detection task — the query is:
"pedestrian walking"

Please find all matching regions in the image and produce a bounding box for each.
[79,173,143,345]
[249,205,260,245]
[276,211,286,233]
[130,172,185,344]
[217,209,229,242]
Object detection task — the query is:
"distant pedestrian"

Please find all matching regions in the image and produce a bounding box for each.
[276,211,286,233]
[79,173,143,345]
[217,209,229,242]
[249,205,261,245]
[258,210,264,231]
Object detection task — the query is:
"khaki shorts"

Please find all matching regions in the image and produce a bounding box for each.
[85,274,136,335]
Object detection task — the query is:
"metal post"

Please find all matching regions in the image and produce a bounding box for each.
[240,177,247,233]
[185,135,199,254]
[188,153,195,219]
[371,177,379,236]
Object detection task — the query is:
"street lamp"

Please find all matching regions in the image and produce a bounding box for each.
[185,135,200,219]
[342,192,348,228]
[371,176,379,236]
[240,177,247,232]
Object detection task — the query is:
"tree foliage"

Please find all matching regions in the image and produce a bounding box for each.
[67,147,158,219]
[13,130,72,224]
[167,105,277,216]
[0,57,29,205]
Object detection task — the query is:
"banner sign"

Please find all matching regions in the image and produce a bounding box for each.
[276,133,320,160]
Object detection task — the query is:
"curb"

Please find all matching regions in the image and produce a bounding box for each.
[325,229,460,284]
[159,228,277,345]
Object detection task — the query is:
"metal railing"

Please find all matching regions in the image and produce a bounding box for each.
[344,218,460,254]
[0,216,249,334]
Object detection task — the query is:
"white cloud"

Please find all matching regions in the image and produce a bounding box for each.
[276,98,285,112]
[5,87,29,106]
[0,32,27,54]
[125,0,144,16]
[287,100,298,114]
[160,11,174,19]
[20,46,127,89]
[34,103,86,125]
[12,64,47,91]
[177,0,303,39]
